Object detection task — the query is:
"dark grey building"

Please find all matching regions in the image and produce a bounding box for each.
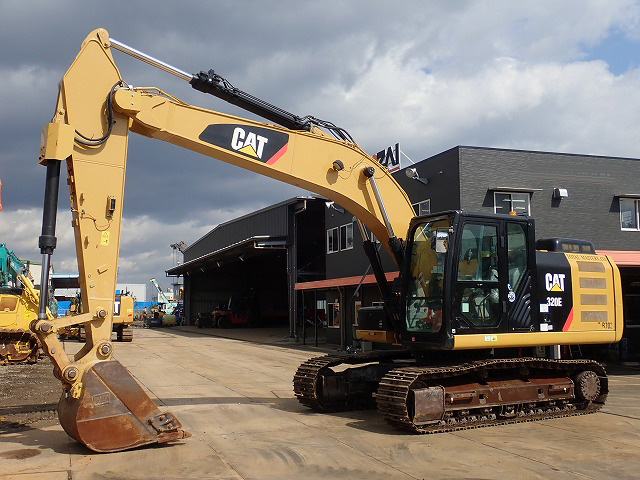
[297,146,640,356]
[167,197,326,334]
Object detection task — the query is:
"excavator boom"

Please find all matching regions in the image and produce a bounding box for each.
[32,28,415,452]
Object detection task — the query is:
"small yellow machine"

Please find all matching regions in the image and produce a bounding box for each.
[58,294,133,342]
[30,29,622,452]
[0,242,53,364]
[0,274,51,364]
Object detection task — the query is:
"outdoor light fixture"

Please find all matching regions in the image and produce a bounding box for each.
[553,188,568,199]
[324,201,345,213]
[216,261,222,268]
[169,241,187,253]
[238,254,245,262]
[406,167,419,179]
[406,167,429,187]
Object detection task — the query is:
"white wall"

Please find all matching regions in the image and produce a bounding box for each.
[116,283,147,302]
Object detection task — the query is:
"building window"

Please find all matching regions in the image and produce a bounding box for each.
[354,300,362,326]
[328,223,354,252]
[327,227,339,253]
[494,192,530,215]
[620,198,640,230]
[340,223,354,250]
[316,299,328,327]
[328,302,340,328]
[413,199,431,216]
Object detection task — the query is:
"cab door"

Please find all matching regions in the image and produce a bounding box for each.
[453,220,507,333]
[504,221,534,331]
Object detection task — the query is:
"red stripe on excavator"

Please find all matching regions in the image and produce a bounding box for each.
[562,307,574,332]
[266,143,288,165]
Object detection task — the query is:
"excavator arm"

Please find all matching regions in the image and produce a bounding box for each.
[32,28,415,452]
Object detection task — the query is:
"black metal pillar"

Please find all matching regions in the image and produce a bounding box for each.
[301,290,306,345]
[38,159,62,320]
[314,289,318,347]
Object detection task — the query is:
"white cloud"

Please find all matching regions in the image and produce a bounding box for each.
[2,0,640,292]
[302,48,640,160]
[0,205,258,290]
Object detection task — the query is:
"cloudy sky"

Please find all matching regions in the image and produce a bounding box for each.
[1,0,639,292]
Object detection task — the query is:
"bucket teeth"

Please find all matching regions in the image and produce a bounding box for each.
[58,360,189,452]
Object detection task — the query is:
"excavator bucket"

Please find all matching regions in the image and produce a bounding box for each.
[58,359,190,452]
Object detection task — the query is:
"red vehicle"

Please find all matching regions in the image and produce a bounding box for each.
[212,297,250,328]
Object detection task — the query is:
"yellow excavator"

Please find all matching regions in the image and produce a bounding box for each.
[0,270,51,364]
[31,29,623,452]
[0,242,54,364]
[58,292,134,342]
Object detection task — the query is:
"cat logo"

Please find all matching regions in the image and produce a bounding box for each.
[231,127,268,159]
[545,273,566,292]
[199,124,289,164]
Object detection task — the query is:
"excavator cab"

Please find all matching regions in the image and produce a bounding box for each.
[394,209,622,352]
[397,211,537,350]
[356,211,537,349]
[402,211,538,348]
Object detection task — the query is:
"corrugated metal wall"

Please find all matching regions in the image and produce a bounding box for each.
[184,203,290,262]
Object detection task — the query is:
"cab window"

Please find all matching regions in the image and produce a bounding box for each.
[507,223,527,292]
[456,223,501,328]
[405,219,449,333]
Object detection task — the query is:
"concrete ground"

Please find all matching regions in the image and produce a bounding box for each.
[2,327,640,480]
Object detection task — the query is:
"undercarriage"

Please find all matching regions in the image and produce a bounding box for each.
[0,328,41,364]
[293,352,607,433]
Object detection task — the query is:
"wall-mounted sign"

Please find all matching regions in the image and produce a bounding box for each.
[373,143,400,173]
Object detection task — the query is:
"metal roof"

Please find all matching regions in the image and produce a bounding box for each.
[167,235,287,276]
[183,196,323,262]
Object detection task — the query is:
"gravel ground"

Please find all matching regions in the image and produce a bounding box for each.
[0,356,61,433]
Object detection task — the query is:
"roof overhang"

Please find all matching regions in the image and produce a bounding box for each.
[166,235,286,276]
[295,271,399,290]
[50,274,80,289]
[614,193,640,199]
[488,187,543,193]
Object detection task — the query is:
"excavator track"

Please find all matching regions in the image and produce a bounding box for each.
[117,325,134,342]
[376,358,606,434]
[293,350,413,411]
[295,354,607,434]
[0,328,41,364]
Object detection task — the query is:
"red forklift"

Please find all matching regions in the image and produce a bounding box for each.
[212,296,251,328]
[196,296,253,329]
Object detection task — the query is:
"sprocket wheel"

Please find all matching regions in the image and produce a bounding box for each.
[574,370,601,402]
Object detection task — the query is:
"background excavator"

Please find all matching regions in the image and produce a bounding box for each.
[0,178,56,364]
[32,29,623,453]
[148,277,178,327]
[59,292,134,343]
[0,242,54,364]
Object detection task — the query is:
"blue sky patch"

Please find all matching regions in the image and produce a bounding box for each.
[583,29,640,75]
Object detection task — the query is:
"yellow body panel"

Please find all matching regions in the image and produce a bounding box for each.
[453,331,619,349]
[454,252,623,349]
[355,329,398,344]
[0,291,38,330]
[114,295,134,327]
[563,253,620,336]
[0,275,54,330]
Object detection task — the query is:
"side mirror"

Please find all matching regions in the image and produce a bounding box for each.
[431,231,448,253]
